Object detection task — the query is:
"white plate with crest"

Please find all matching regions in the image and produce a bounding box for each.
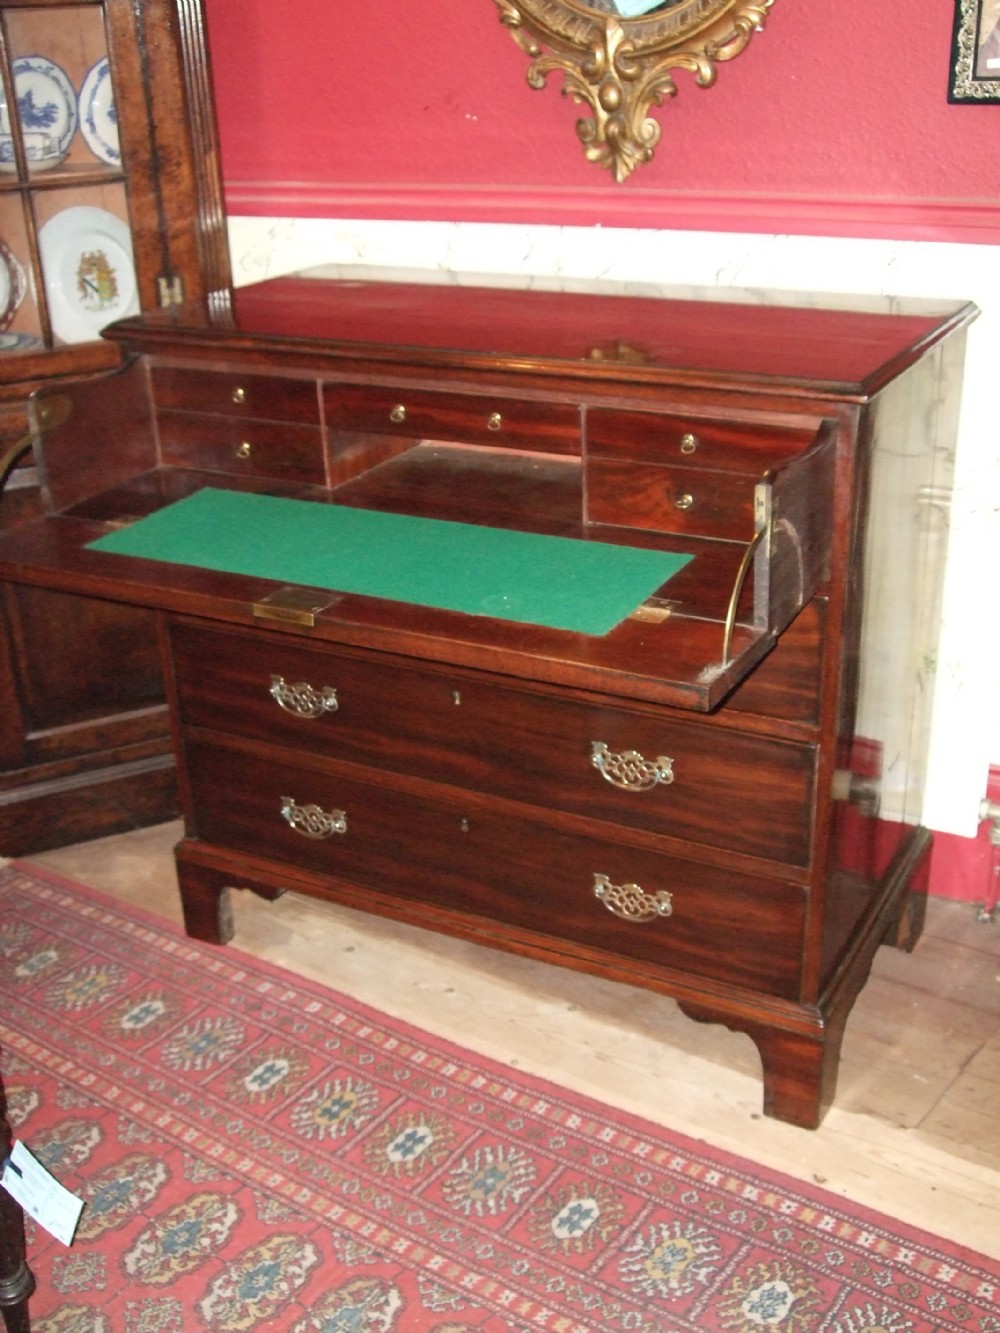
[0,238,26,331]
[39,206,138,344]
[0,55,76,158]
[80,56,119,165]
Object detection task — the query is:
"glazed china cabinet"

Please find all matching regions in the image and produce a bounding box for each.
[0,0,230,853]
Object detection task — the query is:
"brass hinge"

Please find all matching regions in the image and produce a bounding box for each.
[157,273,186,307]
[252,586,340,628]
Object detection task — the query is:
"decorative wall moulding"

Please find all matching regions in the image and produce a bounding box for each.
[221,183,1000,247]
[491,0,776,182]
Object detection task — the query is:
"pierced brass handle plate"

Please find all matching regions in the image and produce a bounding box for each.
[591,741,673,792]
[280,796,347,839]
[270,675,338,718]
[593,874,673,923]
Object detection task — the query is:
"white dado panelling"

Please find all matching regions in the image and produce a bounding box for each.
[228,217,1000,839]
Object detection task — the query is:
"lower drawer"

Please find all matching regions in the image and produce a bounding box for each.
[183,737,807,999]
[170,622,816,866]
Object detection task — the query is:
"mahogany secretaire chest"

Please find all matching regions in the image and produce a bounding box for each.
[0,274,976,1127]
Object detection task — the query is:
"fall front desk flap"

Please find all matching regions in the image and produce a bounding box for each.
[86,488,692,637]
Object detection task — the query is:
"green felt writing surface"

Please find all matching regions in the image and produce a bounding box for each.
[87,488,692,636]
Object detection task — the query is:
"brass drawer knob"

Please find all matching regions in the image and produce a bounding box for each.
[487,412,503,431]
[593,874,673,923]
[674,492,694,511]
[270,675,338,718]
[591,741,674,791]
[232,386,246,404]
[679,432,698,454]
[390,404,407,423]
[280,796,347,839]
[235,441,252,459]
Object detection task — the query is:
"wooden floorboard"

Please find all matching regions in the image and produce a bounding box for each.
[20,819,1000,1261]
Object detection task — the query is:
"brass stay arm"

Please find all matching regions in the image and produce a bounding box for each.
[0,396,71,498]
[721,524,766,668]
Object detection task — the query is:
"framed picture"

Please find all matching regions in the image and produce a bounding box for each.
[950,0,1000,101]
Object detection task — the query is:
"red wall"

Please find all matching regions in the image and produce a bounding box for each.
[203,0,1000,242]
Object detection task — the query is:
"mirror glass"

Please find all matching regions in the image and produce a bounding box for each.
[581,1,686,11]
[599,1,683,13]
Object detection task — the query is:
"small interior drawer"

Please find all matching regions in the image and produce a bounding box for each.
[585,413,830,542]
[151,366,320,423]
[157,413,326,484]
[585,421,836,648]
[586,408,817,471]
[585,459,758,539]
[183,734,807,999]
[323,383,580,455]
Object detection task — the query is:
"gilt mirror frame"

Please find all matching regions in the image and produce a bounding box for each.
[493,0,775,182]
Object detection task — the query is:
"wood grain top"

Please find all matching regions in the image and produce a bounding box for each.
[104,276,978,402]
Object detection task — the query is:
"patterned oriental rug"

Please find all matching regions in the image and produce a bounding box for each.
[1,864,998,1333]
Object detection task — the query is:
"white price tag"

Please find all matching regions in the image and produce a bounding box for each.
[1,1140,84,1246]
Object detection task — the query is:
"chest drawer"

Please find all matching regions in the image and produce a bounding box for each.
[151,366,320,423]
[170,622,815,866]
[323,383,580,455]
[184,736,806,1000]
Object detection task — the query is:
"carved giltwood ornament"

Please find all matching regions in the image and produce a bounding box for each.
[493,0,775,182]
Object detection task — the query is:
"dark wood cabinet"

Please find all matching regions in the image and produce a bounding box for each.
[0,275,975,1126]
[0,0,229,854]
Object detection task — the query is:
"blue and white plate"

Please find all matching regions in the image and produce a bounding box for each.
[80,56,119,165]
[0,130,64,172]
[0,55,76,159]
[0,332,43,353]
